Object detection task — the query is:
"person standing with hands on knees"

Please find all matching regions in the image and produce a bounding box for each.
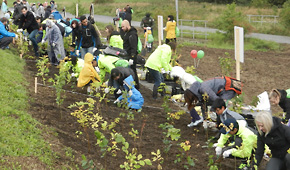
[17,6,39,56]
[120,20,139,89]
[144,42,176,99]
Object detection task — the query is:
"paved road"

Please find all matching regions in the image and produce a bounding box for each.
[85,13,290,44]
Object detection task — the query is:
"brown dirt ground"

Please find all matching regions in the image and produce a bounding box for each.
[20,41,290,169]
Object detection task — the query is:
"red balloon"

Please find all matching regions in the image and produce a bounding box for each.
[190,50,197,59]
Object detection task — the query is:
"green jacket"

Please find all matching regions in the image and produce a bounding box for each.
[217,120,257,158]
[145,44,172,72]
[63,59,84,78]
[109,35,123,49]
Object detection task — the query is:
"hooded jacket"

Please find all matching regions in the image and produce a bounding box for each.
[217,120,257,158]
[164,21,176,39]
[109,31,123,49]
[255,117,290,166]
[18,10,39,33]
[278,89,290,120]
[43,20,65,60]
[140,16,154,28]
[77,53,101,87]
[121,26,138,57]
[0,21,16,39]
[145,44,172,72]
[117,75,144,110]
[97,54,120,82]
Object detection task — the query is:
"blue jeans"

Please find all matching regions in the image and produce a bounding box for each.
[81,47,94,59]
[147,68,164,87]
[29,29,39,56]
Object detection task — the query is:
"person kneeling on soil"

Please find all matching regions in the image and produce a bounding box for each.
[144,42,176,99]
[106,67,136,99]
[216,118,257,170]
[269,89,290,126]
[114,75,144,110]
[254,111,290,170]
[0,17,18,49]
[77,53,101,93]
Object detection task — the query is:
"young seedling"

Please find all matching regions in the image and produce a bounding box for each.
[219,52,235,77]
[36,56,50,85]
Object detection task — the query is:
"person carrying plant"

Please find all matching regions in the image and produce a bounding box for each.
[106,67,136,99]
[254,111,290,170]
[164,15,176,44]
[41,20,65,66]
[0,17,18,49]
[144,42,176,99]
[105,25,123,49]
[76,15,101,60]
[114,75,144,110]
[216,118,257,170]
[184,76,242,127]
[77,53,101,93]
[17,6,39,56]
[120,19,139,89]
[269,88,290,126]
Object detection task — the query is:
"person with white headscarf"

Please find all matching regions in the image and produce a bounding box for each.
[42,20,65,65]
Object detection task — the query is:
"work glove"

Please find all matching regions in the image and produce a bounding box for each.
[223,149,232,158]
[76,50,80,56]
[165,70,170,74]
[71,73,75,77]
[128,90,133,97]
[41,39,45,44]
[161,68,165,74]
[95,67,100,73]
[215,146,222,156]
[203,120,208,129]
[104,88,110,94]
[128,59,134,66]
[213,143,218,148]
[114,99,120,104]
[92,47,98,53]
[52,43,56,47]
[116,89,122,94]
[15,34,18,40]
[16,28,23,33]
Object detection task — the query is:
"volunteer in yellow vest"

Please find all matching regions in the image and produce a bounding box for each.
[144,42,176,99]
[105,25,123,49]
[164,15,176,44]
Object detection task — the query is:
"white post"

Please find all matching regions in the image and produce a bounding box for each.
[158,15,163,46]
[35,77,37,93]
[234,26,244,81]
[76,3,78,18]
[175,0,179,26]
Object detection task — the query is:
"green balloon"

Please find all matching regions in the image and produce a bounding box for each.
[197,50,205,59]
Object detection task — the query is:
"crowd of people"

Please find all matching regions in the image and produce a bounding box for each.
[0,1,290,169]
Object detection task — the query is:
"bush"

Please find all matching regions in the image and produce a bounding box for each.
[68,0,87,17]
[93,0,114,3]
[280,0,290,27]
[213,3,253,41]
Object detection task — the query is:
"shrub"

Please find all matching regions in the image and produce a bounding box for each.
[93,0,114,3]
[213,3,253,41]
[280,0,290,27]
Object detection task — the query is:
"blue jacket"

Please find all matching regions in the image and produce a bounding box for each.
[117,75,144,110]
[0,21,15,39]
[52,11,63,20]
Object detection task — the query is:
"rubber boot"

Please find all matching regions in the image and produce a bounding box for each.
[153,85,158,99]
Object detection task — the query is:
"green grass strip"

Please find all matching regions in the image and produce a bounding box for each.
[0,50,54,167]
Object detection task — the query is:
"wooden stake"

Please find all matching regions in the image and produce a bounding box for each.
[235,28,241,80]
[76,3,78,18]
[35,77,37,93]
[158,16,162,46]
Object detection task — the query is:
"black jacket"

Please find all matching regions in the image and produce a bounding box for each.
[77,22,101,49]
[12,3,23,25]
[108,67,135,88]
[121,26,138,58]
[18,11,39,34]
[255,117,290,166]
[140,17,154,28]
[278,89,290,120]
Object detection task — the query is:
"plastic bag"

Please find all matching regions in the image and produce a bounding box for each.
[137,37,142,54]
[147,34,154,43]
[175,26,180,37]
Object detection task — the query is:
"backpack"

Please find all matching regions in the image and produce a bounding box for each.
[103,46,128,59]
[175,26,180,37]
[224,76,242,95]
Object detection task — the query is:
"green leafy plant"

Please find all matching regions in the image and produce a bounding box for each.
[151,149,164,170]
[185,66,196,76]
[218,52,235,76]
[81,155,97,170]
[120,151,152,170]
[229,92,245,114]
[16,33,29,58]
[174,141,195,169]
[36,56,50,85]
[159,123,181,153]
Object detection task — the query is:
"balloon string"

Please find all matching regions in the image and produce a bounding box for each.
[197,59,200,68]
[194,58,196,68]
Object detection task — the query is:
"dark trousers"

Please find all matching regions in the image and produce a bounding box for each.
[266,154,290,170]
[189,108,201,122]
[0,37,13,49]
[165,38,176,44]
[130,56,140,90]
[29,29,39,56]
[148,67,164,99]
